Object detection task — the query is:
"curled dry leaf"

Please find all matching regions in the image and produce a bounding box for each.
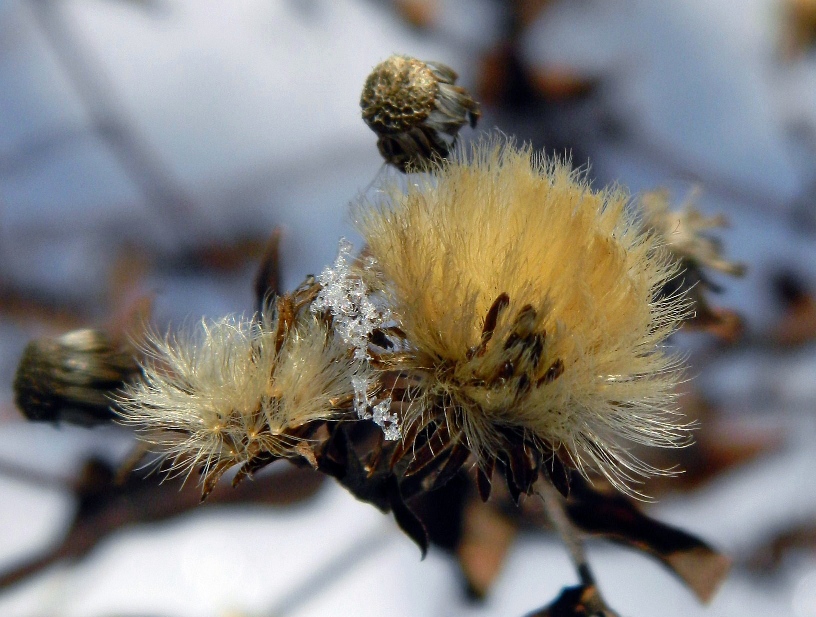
[392,0,438,29]
[783,0,816,57]
[457,498,517,599]
[566,476,731,604]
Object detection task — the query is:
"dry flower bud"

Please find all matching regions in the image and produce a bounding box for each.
[360,54,480,172]
[640,189,745,337]
[14,329,140,426]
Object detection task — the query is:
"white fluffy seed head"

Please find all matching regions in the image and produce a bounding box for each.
[116,310,364,481]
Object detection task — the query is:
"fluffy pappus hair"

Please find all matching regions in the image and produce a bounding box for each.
[116,309,364,492]
[355,139,691,494]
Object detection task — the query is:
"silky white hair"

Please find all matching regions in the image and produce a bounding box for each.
[116,310,365,482]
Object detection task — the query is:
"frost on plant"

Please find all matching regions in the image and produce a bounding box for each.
[312,238,399,439]
[312,238,389,360]
[351,374,373,420]
[372,398,400,441]
[351,373,398,439]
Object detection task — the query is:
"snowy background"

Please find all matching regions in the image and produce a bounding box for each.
[1,0,816,615]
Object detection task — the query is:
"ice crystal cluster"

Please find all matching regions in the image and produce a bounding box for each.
[312,239,400,439]
[312,239,386,362]
[355,139,691,492]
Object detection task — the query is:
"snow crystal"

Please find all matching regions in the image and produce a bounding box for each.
[352,374,373,420]
[373,398,400,441]
[314,239,399,440]
[312,238,389,361]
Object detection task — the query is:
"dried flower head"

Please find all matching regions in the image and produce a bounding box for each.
[355,140,690,494]
[640,189,745,338]
[640,189,745,279]
[116,303,365,495]
[360,54,480,172]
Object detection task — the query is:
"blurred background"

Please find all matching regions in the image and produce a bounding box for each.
[2,0,816,615]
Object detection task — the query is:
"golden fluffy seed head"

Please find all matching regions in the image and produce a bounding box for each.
[115,311,363,481]
[355,139,691,492]
[360,54,480,172]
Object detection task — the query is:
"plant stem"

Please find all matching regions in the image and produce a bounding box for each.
[535,477,596,588]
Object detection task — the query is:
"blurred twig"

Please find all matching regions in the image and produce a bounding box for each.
[25,0,208,246]
[0,458,325,593]
[265,523,394,617]
[254,227,283,312]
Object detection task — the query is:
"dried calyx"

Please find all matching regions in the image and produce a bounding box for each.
[360,54,480,172]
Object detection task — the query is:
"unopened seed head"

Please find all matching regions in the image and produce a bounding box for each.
[640,189,746,278]
[14,328,139,426]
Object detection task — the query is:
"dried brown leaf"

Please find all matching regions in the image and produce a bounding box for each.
[566,477,730,603]
[457,500,517,599]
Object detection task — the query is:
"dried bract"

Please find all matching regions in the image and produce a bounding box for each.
[361,55,480,172]
[356,139,690,495]
[116,303,365,493]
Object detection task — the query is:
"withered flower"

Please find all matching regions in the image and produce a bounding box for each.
[356,139,690,496]
[640,189,745,279]
[640,189,745,338]
[360,54,480,172]
[116,293,366,496]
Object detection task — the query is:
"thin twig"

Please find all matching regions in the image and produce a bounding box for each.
[24,0,208,246]
[254,227,283,313]
[265,523,394,617]
[0,458,72,492]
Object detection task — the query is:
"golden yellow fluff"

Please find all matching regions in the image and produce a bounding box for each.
[355,140,690,492]
[117,311,363,483]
